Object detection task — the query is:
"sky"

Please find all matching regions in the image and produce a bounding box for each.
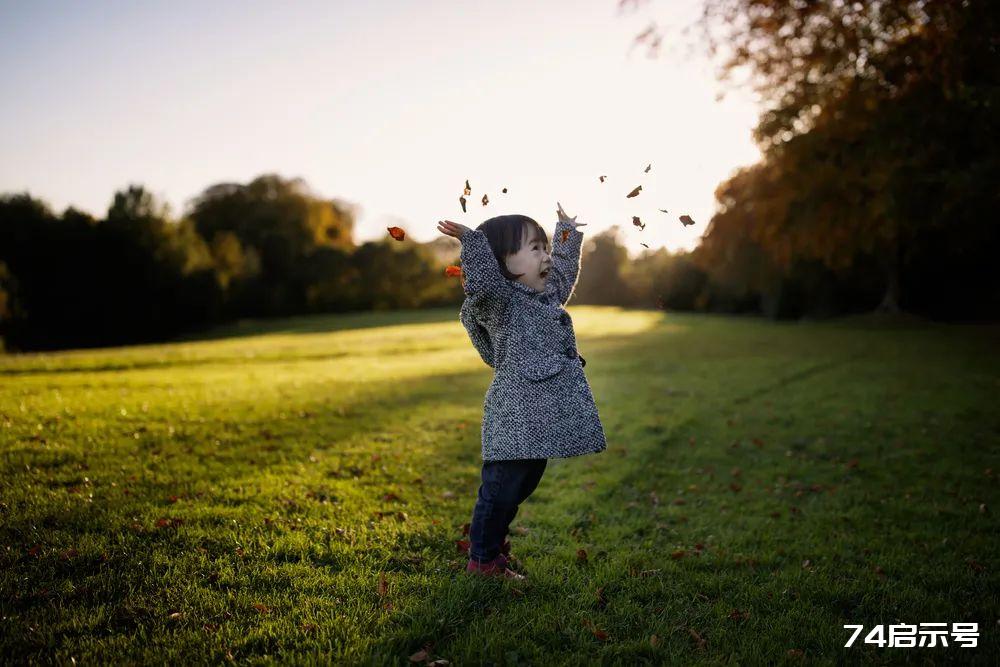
[0,0,763,255]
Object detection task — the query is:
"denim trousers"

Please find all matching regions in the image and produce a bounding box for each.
[468,458,548,563]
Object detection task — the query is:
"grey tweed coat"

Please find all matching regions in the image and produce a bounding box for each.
[459,216,608,462]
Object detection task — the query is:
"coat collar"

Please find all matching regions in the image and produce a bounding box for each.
[509,278,557,306]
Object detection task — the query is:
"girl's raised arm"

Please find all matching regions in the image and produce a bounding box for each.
[548,203,586,306]
[438,220,513,299]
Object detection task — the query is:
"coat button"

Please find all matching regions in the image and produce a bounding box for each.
[559,313,571,326]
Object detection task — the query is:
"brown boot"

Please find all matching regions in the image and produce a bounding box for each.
[465,553,525,580]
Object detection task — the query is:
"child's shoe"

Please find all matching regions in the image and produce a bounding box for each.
[465,553,525,580]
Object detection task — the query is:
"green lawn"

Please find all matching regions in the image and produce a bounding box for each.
[1,308,998,664]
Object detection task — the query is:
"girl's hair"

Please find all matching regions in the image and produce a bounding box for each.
[477,214,550,281]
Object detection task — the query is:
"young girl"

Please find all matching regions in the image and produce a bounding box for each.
[436,203,608,580]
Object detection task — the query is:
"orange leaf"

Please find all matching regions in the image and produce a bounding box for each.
[561,229,570,242]
[463,179,471,196]
[387,226,406,241]
[444,265,462,277]
[253,603,270,615]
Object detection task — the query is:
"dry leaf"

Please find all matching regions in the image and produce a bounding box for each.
[632,216,645,230]
[599,175,606,183]
[459,196,467,213]
[640,242,649,248]
[502,187,508,193]
[444,265,462,277]
[387,226,406,241]
[679,215,695,226]
[252,603,270,615]
[626,185,642,198]
[463,179,471,196]
[377,573,388,597]
[481,194,489,206]
[561,229,570,242]
[576,549,588,563]
[644,163,651,173]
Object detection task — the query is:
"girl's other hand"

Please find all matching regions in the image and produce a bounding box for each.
[556,202,587,228]
[437,219,471,240]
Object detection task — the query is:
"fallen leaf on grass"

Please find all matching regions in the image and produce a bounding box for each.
[253,603,270,615]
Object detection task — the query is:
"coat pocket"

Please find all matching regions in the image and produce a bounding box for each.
[514,348,570,382]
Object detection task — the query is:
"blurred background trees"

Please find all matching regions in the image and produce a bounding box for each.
[2,1,997,351]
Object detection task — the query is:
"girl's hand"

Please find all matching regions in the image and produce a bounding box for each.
[557,202,587,228]
[437,219,471,240]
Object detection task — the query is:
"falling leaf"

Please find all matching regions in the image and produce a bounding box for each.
[644,163,651,173]
[445,265,462,278]
[459,196,467,213]
[561,229,570,242]
[481,194,489,206]
[658,208,669,213]
[502,187,508,193]
[387,226,406,241]
[632,216,645,230]
[679,215,695,227]
[599,175,606,183]
[463,179,471,196]
[626,185,642,198]
[640,243,649,248]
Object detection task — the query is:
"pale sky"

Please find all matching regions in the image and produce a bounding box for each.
[0,0,762,255]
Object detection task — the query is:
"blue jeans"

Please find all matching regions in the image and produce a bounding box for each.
[469,458,548,563]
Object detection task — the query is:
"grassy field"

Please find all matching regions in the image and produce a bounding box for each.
[1,307,998,665]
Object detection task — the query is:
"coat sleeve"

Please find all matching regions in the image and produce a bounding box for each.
[460,228,513,299]
[460,294,497,368]
[548,217,585,306]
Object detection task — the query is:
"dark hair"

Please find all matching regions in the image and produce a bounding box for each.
[477,214,550,281]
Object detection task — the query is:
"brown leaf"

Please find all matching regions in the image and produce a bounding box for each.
[632,216,645,230]
[456,539,470,553]
[644,163,651,173]
[650,634,660,647]
[502,187,508,193]
[671,549,686,560]
[463,179,471,196]
[561,229,570,242]
[688,627,707,650]
[409,649,429,662]
[377,572,388,597]
[679,214,695,226]
[640,242,649,248]
[599,175,606,183]
[459,196,467,213]
[481,194,489,206]
[576,549,588,563]
[253,603,270,615]
[461,522,470,536]
[626,185,642,198]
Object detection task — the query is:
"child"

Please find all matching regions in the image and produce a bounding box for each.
[436,203,608,580]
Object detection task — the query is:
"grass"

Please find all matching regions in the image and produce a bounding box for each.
[1,307,998,665]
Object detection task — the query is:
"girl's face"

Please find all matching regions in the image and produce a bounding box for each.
[505,225,551,293]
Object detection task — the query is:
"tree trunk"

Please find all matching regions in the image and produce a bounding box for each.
[874,236,901,314]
